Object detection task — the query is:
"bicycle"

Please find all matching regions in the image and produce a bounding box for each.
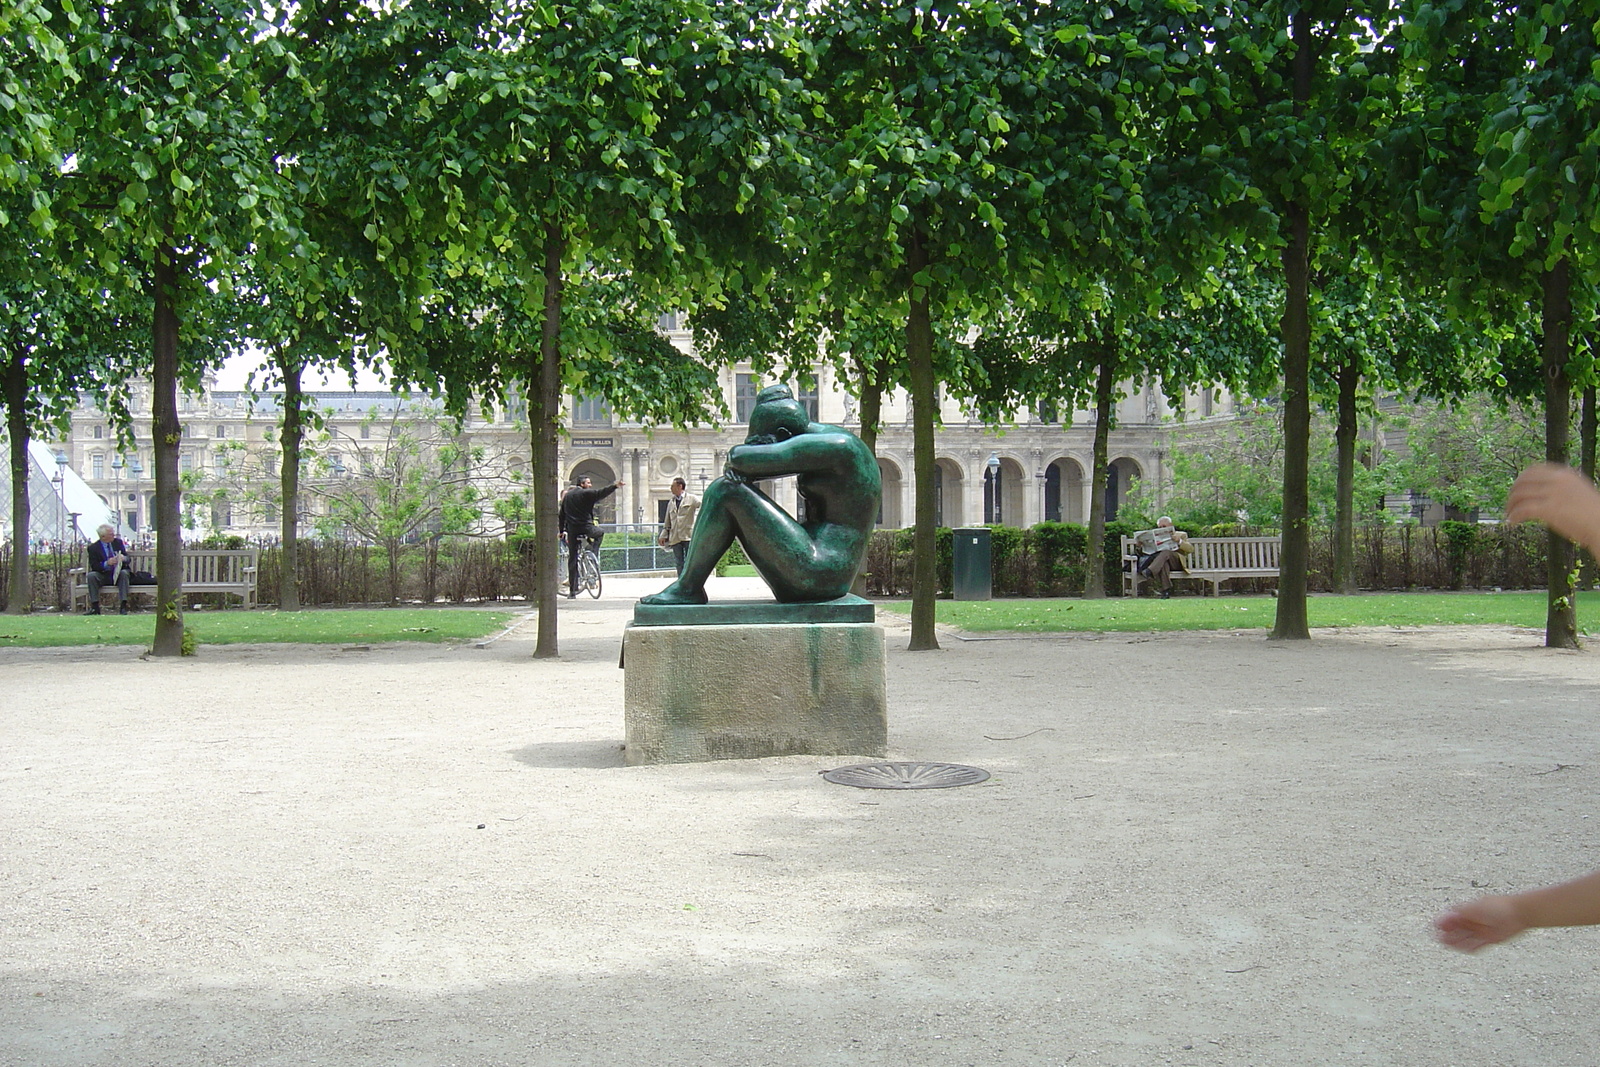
[558,537,603,599]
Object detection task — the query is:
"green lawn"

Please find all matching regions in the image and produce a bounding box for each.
[879,591,1600,634]
[0,608,518,649]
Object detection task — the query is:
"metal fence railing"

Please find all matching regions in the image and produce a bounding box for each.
[591,523,676,575]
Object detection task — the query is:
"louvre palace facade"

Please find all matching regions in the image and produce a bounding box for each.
[50,327,1239,541]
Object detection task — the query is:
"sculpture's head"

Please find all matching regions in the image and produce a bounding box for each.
[747,384,809,444]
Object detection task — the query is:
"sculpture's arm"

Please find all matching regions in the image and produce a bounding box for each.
[727,432,852,478]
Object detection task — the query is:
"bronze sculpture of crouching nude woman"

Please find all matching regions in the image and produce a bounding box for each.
[640,384,881,605]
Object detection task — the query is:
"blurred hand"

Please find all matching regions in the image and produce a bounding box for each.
[1434,896,1527,953]
[1505,464,1600,551]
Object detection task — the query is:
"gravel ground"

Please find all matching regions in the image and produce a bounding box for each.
[4,576,1600,1066]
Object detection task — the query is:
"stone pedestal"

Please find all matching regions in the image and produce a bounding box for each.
[623,614,888,766]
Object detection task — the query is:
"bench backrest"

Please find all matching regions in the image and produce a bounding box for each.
[178,549,258,584]
[1185,537,1281,571]
[1121,535,1281,571]
[80,547,258,584]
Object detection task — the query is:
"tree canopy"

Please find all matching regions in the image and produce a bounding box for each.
[7,0,1597,647]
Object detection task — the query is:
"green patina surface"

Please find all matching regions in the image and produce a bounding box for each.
[631,594,874,627]
[639,385,881,607]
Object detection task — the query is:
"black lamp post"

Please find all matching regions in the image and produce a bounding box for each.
[53,451,68,542]
[128,458,143,535]
[111,456,124,532]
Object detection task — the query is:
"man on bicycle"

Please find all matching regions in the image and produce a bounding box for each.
[559,474,623,598]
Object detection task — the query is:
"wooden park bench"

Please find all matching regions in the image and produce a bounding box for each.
[71,547,259,612]
[1120,535,1282,597]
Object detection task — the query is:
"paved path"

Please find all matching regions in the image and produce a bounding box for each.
[4,582,1600,1065]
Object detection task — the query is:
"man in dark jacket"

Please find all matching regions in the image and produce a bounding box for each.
[560,475,622,598]
[86,524,131,615]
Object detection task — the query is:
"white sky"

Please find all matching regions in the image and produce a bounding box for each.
[211,353,392,392]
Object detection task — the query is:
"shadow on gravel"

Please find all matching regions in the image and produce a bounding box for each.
[510,739,627,769]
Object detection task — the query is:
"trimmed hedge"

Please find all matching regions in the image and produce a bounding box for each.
[0,520,1558,610]
[861,520,1551,598]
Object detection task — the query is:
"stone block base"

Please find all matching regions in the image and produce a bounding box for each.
[623,622,887,765]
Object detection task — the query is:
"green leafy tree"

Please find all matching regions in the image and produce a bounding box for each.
[301,406,516,605]
[801,0,1124,648]
[310,0,800,657]
[0,1,72,213]
[1382,397,1548,515]
[2,220,146,612]
[1383,1,1598,645]
[1181,2,1397,639]
[1308,264,1505,591]
[56,0,293,653]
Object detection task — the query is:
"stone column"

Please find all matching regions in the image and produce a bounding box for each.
[630,447,643,524]
[1029,447,1045,527]
[966,449,985,526]
[897,447,914,530]
[617,448,633,525]
[896,451,912,531]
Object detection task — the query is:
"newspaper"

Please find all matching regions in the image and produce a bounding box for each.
[1133,527,1181,554]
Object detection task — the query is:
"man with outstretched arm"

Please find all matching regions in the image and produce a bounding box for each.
[560,474,622,599]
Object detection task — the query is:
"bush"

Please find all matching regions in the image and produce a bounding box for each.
[191,534,248,550]
[1030,522,1087,594]
[1103,520,1138,591]
[714,537,750,577]
[1439,519,1480,590]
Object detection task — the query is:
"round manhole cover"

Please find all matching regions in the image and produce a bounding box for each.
[821,761,990,790]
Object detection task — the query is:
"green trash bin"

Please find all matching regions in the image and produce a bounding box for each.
[952,527,992,601]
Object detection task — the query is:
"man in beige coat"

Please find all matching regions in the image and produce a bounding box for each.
[658,477,700,575]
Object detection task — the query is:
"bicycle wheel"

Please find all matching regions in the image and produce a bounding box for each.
[557,543,571,596]
[581,550,602,598]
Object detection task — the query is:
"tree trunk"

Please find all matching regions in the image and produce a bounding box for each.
[4,343,30,614]
[424,535,439,604]
[857,353,883,453]
[1579,384,1595,589]
[906,228,939,651]
[1331,352,1359,594]
[1084,352,1114,599]
[533,215,565,658]
[1270,8,1313,642]
[386,535,402,604]
[850,353,884,598]
[151,243,185,656]
[277,353,303,610]
[1542,255,1577,648]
